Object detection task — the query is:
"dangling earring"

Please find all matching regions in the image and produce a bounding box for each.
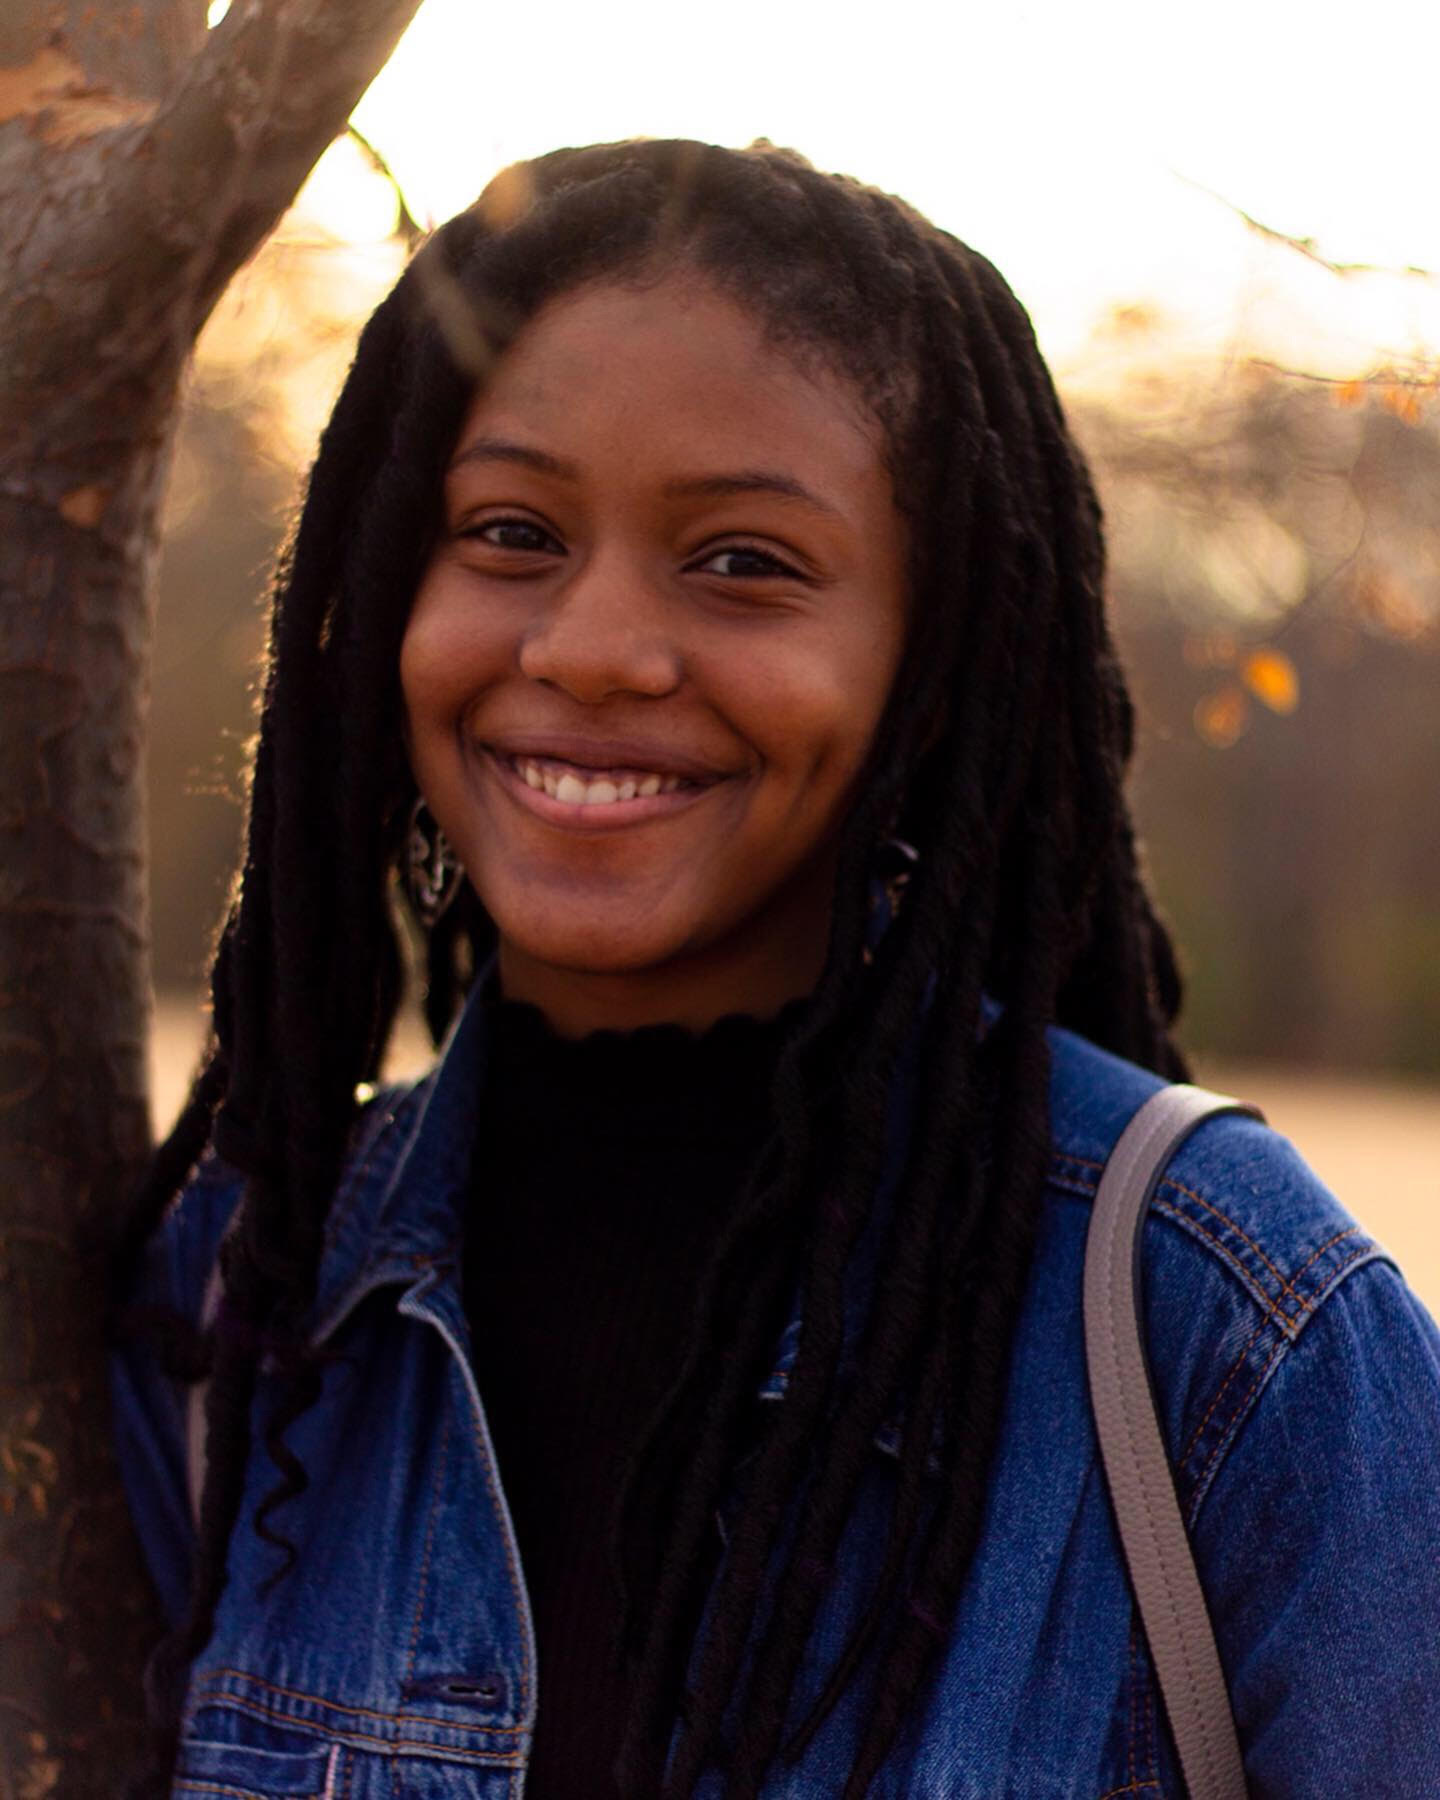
[864,833,919,962]
[406,797,464,927]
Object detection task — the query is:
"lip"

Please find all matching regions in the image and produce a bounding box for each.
[481,745,729,831]
[482,732,734,784]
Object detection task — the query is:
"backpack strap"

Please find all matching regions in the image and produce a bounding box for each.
[1084,1083,1263,1800]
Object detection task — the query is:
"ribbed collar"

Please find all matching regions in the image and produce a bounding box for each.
[309,978,815,1347]
[480,993,807,1149]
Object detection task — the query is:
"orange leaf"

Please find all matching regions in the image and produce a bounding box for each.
[1241,647,1300,714]
[1380,384,1423,425]
[1194,685,1250,748]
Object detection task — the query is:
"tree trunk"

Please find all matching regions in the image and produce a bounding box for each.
[0,0,422,1786]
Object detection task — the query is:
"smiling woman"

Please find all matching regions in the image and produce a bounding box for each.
[401,275,907,1030]
[110,141,1440,1800]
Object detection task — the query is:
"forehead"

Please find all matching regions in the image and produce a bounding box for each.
[451,274,888,494]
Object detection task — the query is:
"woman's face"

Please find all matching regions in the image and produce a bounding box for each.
[401,272,909,1033]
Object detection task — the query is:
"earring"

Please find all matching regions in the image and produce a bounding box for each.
[406,797,464,927]
[864,834,918,963]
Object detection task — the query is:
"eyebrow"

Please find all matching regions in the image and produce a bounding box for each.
[448,436,576,478]
[448,436,843,519]
[662,470,843,519]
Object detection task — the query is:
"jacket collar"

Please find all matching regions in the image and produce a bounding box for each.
[308,980,491,1346]
[305,946,952,1367]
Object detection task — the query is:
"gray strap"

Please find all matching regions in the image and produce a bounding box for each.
[1084,1083,1262,1800]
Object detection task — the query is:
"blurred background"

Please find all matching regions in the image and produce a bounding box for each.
[150,0,1438,1301]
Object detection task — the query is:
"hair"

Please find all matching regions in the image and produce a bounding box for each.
[116,139,1187,1796]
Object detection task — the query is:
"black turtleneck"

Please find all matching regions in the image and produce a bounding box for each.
[462,998,796,1797]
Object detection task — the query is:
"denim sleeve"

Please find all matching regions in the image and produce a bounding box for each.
[108,1154,242,1629]
[1193,1259,1440,1792]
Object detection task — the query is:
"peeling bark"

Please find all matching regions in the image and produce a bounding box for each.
[0,0,423,1786]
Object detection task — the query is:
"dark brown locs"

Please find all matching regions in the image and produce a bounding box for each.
[113,140,1187,1798]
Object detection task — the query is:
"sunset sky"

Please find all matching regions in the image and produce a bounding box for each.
[265,0,1440,384]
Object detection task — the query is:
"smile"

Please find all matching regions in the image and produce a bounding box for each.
[510,755,693,805]
[481,743,728,831]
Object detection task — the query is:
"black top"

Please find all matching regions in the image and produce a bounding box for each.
[462,997,796,1796]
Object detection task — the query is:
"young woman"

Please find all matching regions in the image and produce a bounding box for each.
[112,140,1440,1798]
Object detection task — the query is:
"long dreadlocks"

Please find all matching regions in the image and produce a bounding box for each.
[115,139,1187,1797]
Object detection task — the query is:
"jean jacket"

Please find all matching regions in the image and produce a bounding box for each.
[112,987,1440,1798]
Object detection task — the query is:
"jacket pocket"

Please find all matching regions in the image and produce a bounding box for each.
[174,1737,340,1798]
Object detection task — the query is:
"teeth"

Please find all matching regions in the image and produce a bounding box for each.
[512,758,688,806]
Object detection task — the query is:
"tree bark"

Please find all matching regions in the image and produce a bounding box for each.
[0,0,422,1786]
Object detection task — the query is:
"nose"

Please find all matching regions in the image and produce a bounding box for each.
[518,550,682,703]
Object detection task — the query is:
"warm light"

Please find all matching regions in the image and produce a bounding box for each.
[295,136,400,246]
[1242,649,1301,716]
[1195,687,1251,748]
[338,0,1440,381]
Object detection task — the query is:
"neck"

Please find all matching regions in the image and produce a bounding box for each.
[496,920,827,1039]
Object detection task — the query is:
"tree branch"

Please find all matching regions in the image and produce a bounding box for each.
[347,119,426,247]
[0,0,424,478]
[1176,172,1439,282]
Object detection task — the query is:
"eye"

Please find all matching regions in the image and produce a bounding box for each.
[462,517,563,555]
[692,544,803,580]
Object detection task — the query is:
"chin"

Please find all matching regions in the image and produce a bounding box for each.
[491,908,696,979]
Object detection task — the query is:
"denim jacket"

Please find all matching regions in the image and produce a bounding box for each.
[112,986,1440,1798]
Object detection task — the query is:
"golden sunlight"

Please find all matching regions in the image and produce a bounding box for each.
[283,0,1440,385]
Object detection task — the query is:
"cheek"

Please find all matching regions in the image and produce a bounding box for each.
[399,593,480,824]
[399,644,446,753]
[399,576,492,742]
[742,628,903,794]
[398,572,446,721]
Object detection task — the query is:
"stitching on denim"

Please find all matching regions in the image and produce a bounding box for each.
[1057,1147,1368,1290]
[1051,1149,1104,1180]
[401,1400,454,1703]
[1152,1204,1363,1330]
[1156,1176,1305,1307]
[1197,1236,1368,1483]
[1183,1237,1375,1521]
[188,1674,526,1739]
[323,1091,418,1253]
[324,1130,391,1251]
[1187,1331,1290,1520]
[1095,1783,1162,1798]
[1140,1623,1158,1784]
[186,1687,528,1765]
[1126,1610,1138,1792]
[1283,1225,1366,1299]
[174,1785,322,1800]
[1048,1155,1101,1197]
[456,1366,534,1724]
[1175,1224,1365,1468]
[1149,1198,1290,1322]
[1178,1309,1279,1467]
[1051,1148,1366,1317]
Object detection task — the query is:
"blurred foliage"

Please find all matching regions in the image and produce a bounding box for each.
[1071,361,1440,1073]
[148,234,1440,1074]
